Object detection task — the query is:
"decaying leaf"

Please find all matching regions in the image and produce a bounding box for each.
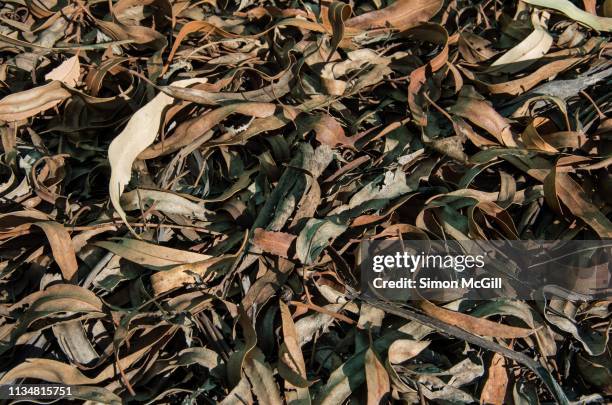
[33,221,79,281]
[523,0,612,32]
[364,345,390,405]
[94,238,211,269]
[489,13,553,74]
[480,353,509,405]
[278,301,311,402]
[0,81,71,121]
[345,0,443,31]
[419,300,535,339]
[0,0,610,403]
[45,55,81,87]
[108,78,206,233]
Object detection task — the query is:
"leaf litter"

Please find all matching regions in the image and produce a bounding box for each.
[0,0,611,403]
